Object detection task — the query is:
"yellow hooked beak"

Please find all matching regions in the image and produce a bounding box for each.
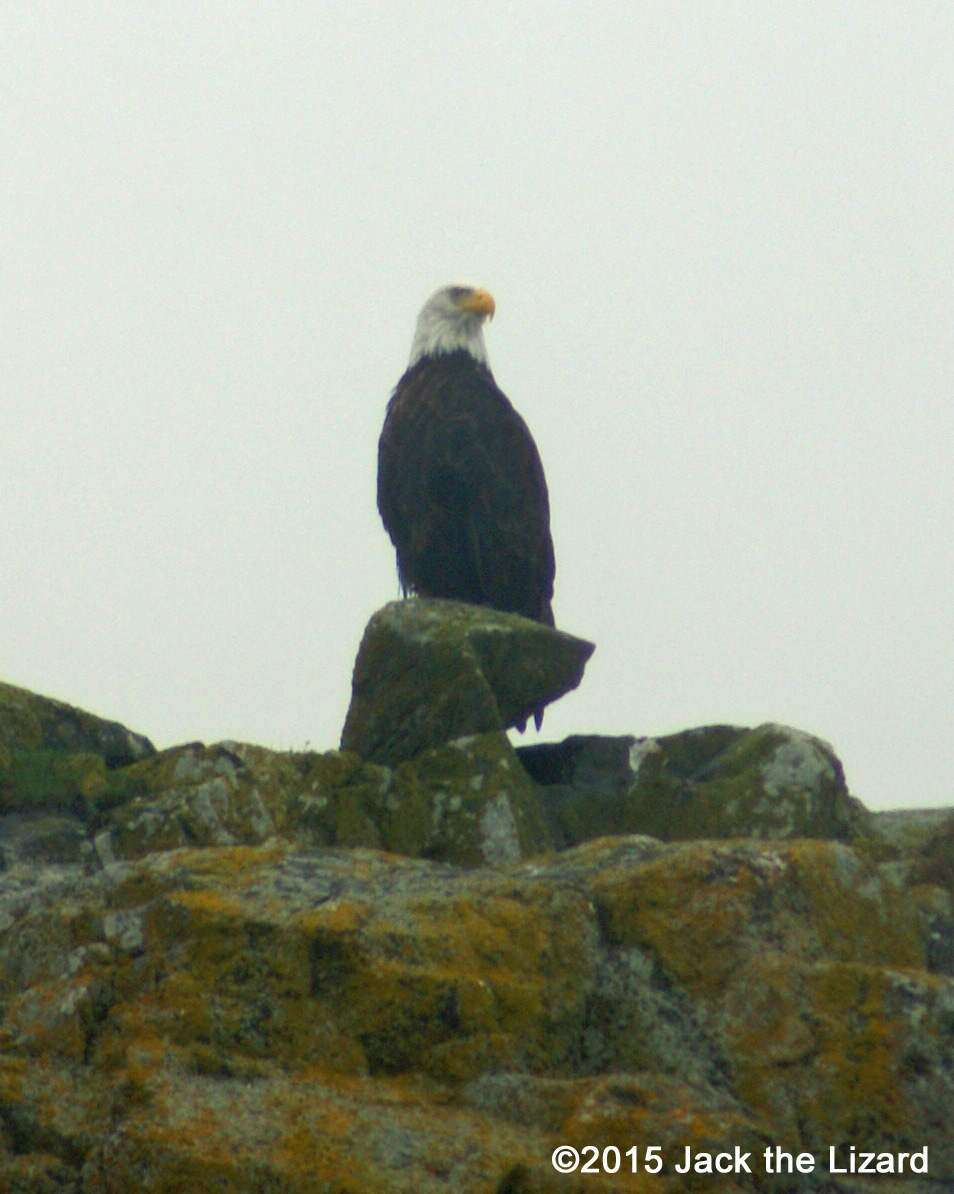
[457,287,496,319]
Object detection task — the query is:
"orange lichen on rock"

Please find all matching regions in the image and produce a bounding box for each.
[2,681,954,1191]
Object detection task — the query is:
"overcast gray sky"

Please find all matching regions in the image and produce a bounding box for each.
[3,3,952,811]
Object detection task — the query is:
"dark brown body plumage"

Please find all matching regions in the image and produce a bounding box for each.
[378,349,555,625]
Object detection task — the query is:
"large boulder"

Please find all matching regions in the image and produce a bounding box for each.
[520,723,870,847]
[4,680,954,1192]
[385,732,551,865]
[0,680,154,817]
[83,734,550,870]
[0,681,156,882]
[1,834,952,1192]
[340,599,595,765]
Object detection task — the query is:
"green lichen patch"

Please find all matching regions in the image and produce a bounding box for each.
[304,879,598,1083]
[95,743,393,860]
[387,732,551,865]
[286,749,393,850]
[591,841,927,999]
[0,681,154,817]
[624,725,865,843]
[0,747,107,817]
[340,599,594,766]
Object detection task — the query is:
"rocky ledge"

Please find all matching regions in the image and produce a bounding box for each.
[1,603,953,1193]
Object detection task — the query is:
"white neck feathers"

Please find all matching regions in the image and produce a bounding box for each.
[407,286,493,368]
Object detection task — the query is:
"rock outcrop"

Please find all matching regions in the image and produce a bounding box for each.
[2,656,954,1192]
[340,599,595,765]
[520,723,869,848]
[0,680,155,818]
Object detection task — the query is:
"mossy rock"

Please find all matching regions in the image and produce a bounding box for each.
[387,732,552,865]
[526,725,870,847]
[340,599,594,765]
[0,681,154,817]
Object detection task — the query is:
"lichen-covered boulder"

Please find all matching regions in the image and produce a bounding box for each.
[1,836,953,1192]
[87,734,549,869]
[521,724,869,847]
[340,599,595,765]
[0,680,154,816]
[872,808,954,888]
[5,679,954,1191]
[385,732,551,864]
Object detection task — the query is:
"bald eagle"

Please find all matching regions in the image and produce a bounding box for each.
[378,284,556,631]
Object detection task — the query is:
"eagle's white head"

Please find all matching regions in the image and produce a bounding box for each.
[407,284,496,368]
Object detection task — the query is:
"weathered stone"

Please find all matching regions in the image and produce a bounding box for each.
[87,736,547,869]
[385,732,552,865]
[340,599,595,765]
[870,808,954,885]
[911,814,954,891]
[94,740,302,860]
[0,813,88,870]
[88,739,395,862]
[1,836,953,1191]
[5,679,954,1192]
[521,724,869,847]
[0,680,154,817]
[518,734,641,848]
